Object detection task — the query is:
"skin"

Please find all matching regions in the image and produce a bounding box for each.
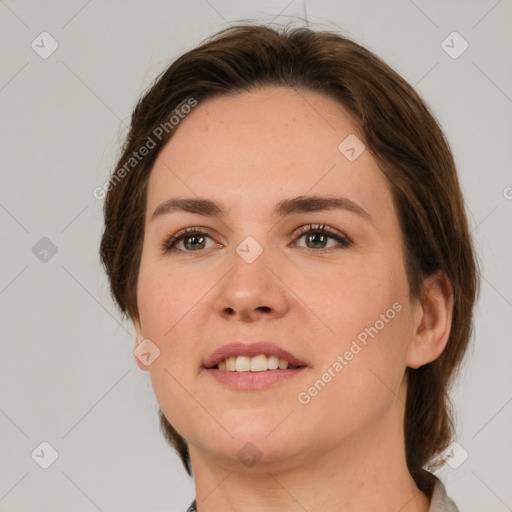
[133,86,453,512]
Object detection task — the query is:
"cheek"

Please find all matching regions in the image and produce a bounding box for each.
[136,266,204,434]
[135,261,199,408]
[299,305,412,440]
[136,256,206,339]
[287,251,409,340]
[290,254,412,405]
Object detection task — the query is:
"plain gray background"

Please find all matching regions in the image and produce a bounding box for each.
[1,1,511,511]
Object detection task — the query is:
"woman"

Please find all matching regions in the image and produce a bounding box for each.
[100,23,478,511]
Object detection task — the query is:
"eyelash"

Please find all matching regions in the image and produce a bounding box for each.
[161,224,352,255]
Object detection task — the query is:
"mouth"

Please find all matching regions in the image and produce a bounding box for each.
[208,354,305,372]
[203,342,309,391]
[203,341,308,370]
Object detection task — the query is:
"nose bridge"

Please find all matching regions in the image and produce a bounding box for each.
[214,234,289,321]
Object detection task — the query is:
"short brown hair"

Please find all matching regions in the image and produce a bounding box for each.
[99,23,478,489]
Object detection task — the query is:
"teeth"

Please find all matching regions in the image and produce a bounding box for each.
[267,355,279,370]
[216,355,294,372]
[236,356,251,372]
[250,355,267,372]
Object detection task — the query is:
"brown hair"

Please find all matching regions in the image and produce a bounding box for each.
[99,23,478,490]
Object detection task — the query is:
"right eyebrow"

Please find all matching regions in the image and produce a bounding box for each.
[151,198,224,221]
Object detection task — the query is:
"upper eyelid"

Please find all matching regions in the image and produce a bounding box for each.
[169,224,345,240]
[293,223,345,237]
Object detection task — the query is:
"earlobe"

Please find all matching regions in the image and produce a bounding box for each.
[406,271,454,369]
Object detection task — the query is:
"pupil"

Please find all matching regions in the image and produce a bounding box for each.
[185,235,204,250]
[307,233,326,249]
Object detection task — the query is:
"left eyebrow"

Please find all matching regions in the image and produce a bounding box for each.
[150,195,373,224]
[274,195,372,223]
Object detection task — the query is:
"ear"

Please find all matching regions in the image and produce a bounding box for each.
[406,271,454,369]
[133,315,149,372]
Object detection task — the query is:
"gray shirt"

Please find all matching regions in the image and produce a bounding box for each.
[185,474,459,511]
[429,474,460,512]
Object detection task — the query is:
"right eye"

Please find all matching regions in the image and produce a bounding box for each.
[161,227,221,254]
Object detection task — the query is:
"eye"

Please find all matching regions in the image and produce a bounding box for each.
[161,227,221,254]
[161,223,352,255]
[292,224,351,252]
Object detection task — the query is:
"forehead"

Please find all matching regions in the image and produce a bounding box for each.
[146,87,392,220]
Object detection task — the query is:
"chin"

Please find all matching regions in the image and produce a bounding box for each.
[223,408,299,438]
[206,438,305,473]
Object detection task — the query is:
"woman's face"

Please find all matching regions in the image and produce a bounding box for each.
[134,86,419,469]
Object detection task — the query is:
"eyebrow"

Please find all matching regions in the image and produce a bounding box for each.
[150,195,372,223]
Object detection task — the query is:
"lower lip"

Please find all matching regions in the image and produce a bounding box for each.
[204,368,306,391]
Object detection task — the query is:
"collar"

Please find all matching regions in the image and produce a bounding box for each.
[428,474,460,511]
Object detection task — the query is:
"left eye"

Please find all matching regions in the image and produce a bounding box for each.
[292,224,351,251]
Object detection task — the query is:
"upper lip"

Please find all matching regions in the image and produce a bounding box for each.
[203,341,308,369]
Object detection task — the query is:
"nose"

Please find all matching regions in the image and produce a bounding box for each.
[214,252,290,322]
